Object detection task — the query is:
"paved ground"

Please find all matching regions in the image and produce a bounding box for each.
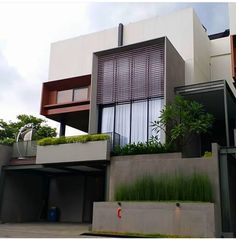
[0,222,93,238]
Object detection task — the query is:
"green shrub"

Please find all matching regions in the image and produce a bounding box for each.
[203,151,212,158]
[0,138,15,146]
[151,95,214,151]
[38,134,110,146]
[115,173,213,202]
[112,141,172,156]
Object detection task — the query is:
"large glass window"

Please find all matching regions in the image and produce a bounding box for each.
[131,101,147,143]
[115,104,130,146]
[100,98,164,146]
[149,98,164,143]
[101,107,114,133]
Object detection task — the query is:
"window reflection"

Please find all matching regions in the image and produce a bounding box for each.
[57,87,89,104]
[100,98,164,146]
[57,89,73,104]
[74,87,88,101]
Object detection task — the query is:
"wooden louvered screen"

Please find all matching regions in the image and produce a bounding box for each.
[97,42,164,105]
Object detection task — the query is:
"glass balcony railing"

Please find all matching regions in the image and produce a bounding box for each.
[104,132,120,150]
[12,141,37,159]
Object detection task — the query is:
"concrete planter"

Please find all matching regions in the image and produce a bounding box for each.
[92,202,215,238]
[36,140,110,164]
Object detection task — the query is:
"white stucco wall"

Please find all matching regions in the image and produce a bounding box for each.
[193,11,210,84]
[229,3,236,35]
[210,37,232,81]
[122,8,194,85]
[48,28,117,81]
[48,8,212,86]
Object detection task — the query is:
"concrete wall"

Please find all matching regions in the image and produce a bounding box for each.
[89,54,99,134]
[1,172,44,222]
[92,202,215,237]
[229,3,236,35]
[48,175,85,222]
[210,37,232,81]
[36,140,109,164]
[49,174,105,222]
[193,11,210,84]
[0,145,12,167]
[48,28,117,80]
[165,37,185,106]
[108,143,221,237]
[228,156,236,235]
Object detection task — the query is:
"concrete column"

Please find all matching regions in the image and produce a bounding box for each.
[234,129,236,146]
[59,121,66,137]
[105,164,110,201]
[219,152,233,236]
[118,23,123,47]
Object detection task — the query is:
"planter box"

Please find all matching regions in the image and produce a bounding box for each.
[92,202,215,238]
[36,140,110,164]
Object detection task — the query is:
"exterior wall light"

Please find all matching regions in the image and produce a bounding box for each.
[117,202,122,219]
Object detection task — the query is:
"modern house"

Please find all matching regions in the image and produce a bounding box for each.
[0,3,236,237]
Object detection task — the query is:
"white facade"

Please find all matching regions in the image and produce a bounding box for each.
[48,7,231,87]
[210,37,232,82]
[229,3,236,35]
[48,28,117,81]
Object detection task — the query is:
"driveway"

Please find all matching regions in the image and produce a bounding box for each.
[0,222,92,238]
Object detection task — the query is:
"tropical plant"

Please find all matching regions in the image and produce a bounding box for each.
[115,173,213,202]
[0,114,57,145]
[151,95,214,151]
[112,141,171,156]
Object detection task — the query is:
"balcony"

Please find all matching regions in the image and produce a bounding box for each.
[40,75,91,132]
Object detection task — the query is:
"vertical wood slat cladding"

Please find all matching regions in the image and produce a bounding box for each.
[97,42,164,104]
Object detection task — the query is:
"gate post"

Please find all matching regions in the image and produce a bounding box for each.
[219,149,233,237]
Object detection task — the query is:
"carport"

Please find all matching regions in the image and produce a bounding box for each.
[0,162,106,223]
[175,79,236,155]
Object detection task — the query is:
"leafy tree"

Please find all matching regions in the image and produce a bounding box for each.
[151,95,214,151]
[0,114,57,145]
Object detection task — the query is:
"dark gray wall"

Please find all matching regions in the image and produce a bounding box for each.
[109,143,221,237]
[83,175,105,222]
[0,145,12,167]
[1,172,44,222]
[228,156,236,236]
[49,174,105,223]
[48,175,85,222]
[165,37,185,105]
[89,54,99,134]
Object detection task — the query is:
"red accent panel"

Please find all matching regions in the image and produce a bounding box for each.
[231,35,236,80]
[47,104,90,115]
[40,74,91,117]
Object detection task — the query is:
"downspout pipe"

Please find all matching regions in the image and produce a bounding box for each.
[118,23,124,47]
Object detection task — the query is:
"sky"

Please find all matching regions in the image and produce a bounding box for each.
[0,1,230,135]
